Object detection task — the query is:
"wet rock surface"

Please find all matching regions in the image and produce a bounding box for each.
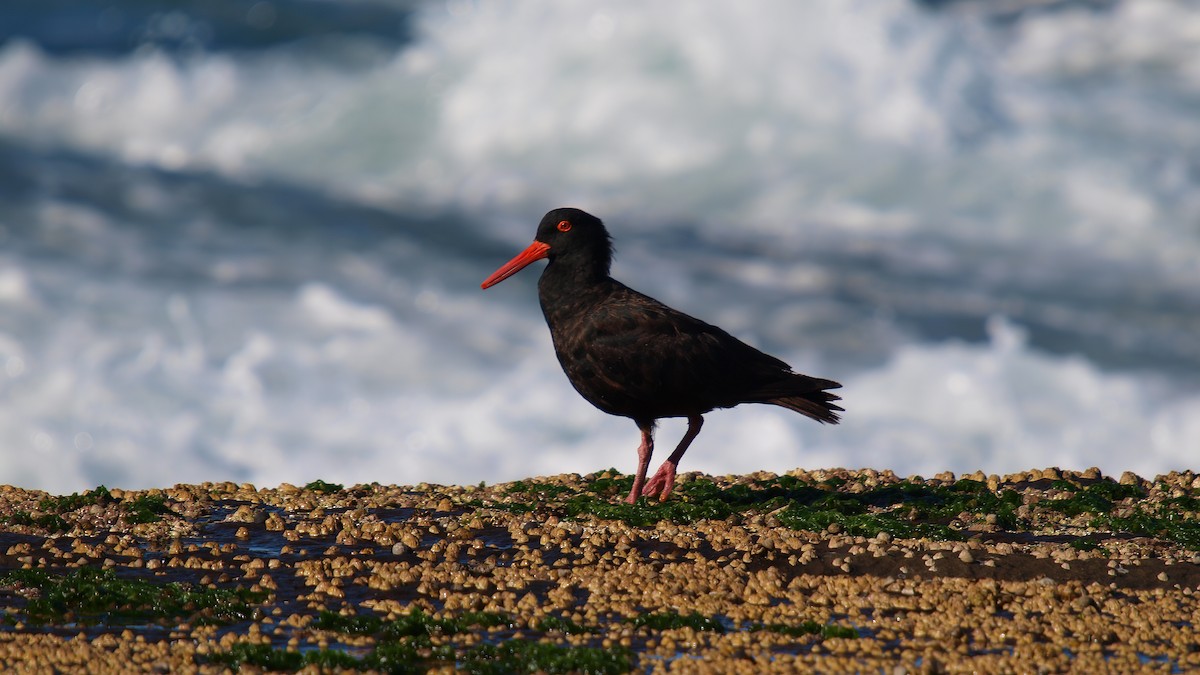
[0,467,1198,673]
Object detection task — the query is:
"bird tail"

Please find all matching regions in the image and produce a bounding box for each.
[756,376,843,424]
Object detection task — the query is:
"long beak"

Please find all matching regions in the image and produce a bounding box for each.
[481,241,551,289]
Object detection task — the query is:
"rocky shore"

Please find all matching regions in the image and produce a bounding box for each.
[0,467,1197,673]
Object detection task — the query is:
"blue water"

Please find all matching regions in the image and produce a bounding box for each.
[1,0,1198,493]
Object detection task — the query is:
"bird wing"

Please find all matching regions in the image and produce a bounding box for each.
[557,283,794,418]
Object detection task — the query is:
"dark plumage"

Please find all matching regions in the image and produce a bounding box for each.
[482,208,842,502]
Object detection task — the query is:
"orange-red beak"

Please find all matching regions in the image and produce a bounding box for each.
[481,241,552,289]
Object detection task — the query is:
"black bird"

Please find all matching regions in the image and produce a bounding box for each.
[482,208,842,503]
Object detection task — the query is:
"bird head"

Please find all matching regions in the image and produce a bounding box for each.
[481,208,613,289]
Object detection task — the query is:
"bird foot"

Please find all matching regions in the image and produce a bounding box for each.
[641,462,677,502]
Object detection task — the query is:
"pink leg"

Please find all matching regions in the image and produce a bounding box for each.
[625,422,655,504]
[642,415,704,501]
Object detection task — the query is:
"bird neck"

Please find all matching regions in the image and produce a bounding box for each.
[537,257,613,317]
[541,247,611,286]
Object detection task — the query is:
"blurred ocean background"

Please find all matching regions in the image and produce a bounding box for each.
[0,0,1198,493]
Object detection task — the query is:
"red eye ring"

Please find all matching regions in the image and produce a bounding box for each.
[557,220,572,232]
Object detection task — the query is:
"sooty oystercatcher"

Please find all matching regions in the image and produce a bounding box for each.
[481,208,842,503]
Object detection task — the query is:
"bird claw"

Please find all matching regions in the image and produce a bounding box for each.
[641,464,677,501]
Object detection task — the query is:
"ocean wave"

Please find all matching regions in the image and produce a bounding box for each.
[0,0,1197,491]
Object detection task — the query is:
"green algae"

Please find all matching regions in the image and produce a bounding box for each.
[3,486,118,533]
[1044,479,1145,517]
[774,478,1024,540]
[630,610,725,633]
[1102,506,1200,551]
[37,486,115,512]
[313,608,512,639]
[212,639,631,675]
[3,511,70,533]
[208,643,367,672]
[303,479,344,494]
[755,621,859,639]
[628,610,857,641]
[1039,478,1200,550]
[2,486,175,532]
[232,607,857,673]
[506,480,573,499]
[218,609,631,674]
[0,567,266,625]
[457,640,632,675]
[535,615,590,634]
[124,493,172,524]
[486,472,1025,542]
[482,470,1197,551]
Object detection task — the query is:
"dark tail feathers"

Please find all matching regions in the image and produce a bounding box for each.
[757,376,843,424]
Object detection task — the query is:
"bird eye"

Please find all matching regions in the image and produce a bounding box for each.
[557,220,572,232]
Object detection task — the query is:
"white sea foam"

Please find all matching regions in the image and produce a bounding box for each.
[1,2,1197,245]
[0,1,1197,492]
[826,318,1200,479]
[3,231,1197,494]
